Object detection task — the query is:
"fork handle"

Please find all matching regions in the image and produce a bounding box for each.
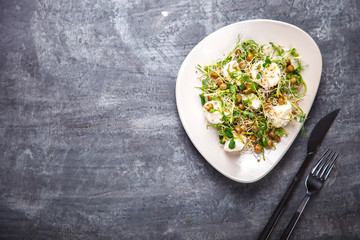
[258,153,315,240]
[280,193,311,240]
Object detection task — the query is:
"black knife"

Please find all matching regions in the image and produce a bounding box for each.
[258,109,340,240]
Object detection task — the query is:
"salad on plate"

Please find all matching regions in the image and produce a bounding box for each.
[197,36,307,159]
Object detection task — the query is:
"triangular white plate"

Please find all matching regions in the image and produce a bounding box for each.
[176,19,322,183]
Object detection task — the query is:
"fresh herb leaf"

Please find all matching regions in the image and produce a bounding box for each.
[270,42,284,56]
[240,82,245,91]
[229,138,236,149]
[243,110,255,118]
[199,94,206,105]
[250,82,258,91]
[256,72,262,79]
[258,122,267,131]
[209,109,216,113]
[229,85,236,94]
[241,75,251,82]
[289,48,299,57]
[255,131,263,139]
[265,56,271,64]
[221,113,229,122]
[261,138,269,147]
[224,129,234,138]
[243,99,250,105]
[262,56,271,68]
[244,40,257,45]
[221,55,232,65]
[276,127,288,136]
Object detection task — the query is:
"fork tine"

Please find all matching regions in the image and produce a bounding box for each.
[319,151,337,178]
[323,153,339,180]
[312,149,331,175]
[315,150,334,176]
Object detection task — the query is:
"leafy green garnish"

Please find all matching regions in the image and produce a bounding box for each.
[199,94,206,105]
[244,40,257,45]
[241,75,251,82]
[289,48,299,57]
[258,121,267,131]
[262,56,271,68]
[261,138,269,147]
[242,110,255,119]
[230,73,238,79]
[224,129,234,138]
[240,82,245,91]
[229,85,236,94]
[276,128,288,137]
[243,99,250,105]
[256,72,262,79]
[270,42,284,56]
[250,82,258,91]
[228,138,236,149]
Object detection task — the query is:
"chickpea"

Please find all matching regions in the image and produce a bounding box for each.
[254,144,262,152]
[210,72,219,79]
[278,97,285,105]
[269,129,276,138]
[235,49,240,55]
[290,76,297,84]
[267,139,274,148]
[246,52,254,61]
[238,103,245,110]
[236,94,242,103]
[234,126,242,134]
[238,60,246,69]
[207,96,213,101]
[245,84,251,89]
[251,125,259,132]
[217,79,223,86]
[274,135,281,142]
[286,64,295,73]
[204,103,213,111]
[285,60,291,66]
[219,83,227,90]
[250,136,257,141]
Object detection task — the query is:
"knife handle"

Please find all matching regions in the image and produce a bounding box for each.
[257,154,314,240]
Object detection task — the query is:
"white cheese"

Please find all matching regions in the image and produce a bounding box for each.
[270,101,292,127]
[242,93,261,110]
[251,62,281,90]
[223,136,246,152]
[203,101,223,124]
[222,60,238,80]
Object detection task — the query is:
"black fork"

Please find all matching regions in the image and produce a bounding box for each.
[280,149,339,240]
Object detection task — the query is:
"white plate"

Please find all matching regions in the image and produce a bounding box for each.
[176,19,322,183]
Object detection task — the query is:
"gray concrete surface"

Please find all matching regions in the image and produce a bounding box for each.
[0,0,359,239]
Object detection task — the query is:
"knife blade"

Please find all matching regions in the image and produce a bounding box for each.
[258,109,340,240]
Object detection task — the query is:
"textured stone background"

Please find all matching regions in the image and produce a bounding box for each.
[0,0,359,239]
